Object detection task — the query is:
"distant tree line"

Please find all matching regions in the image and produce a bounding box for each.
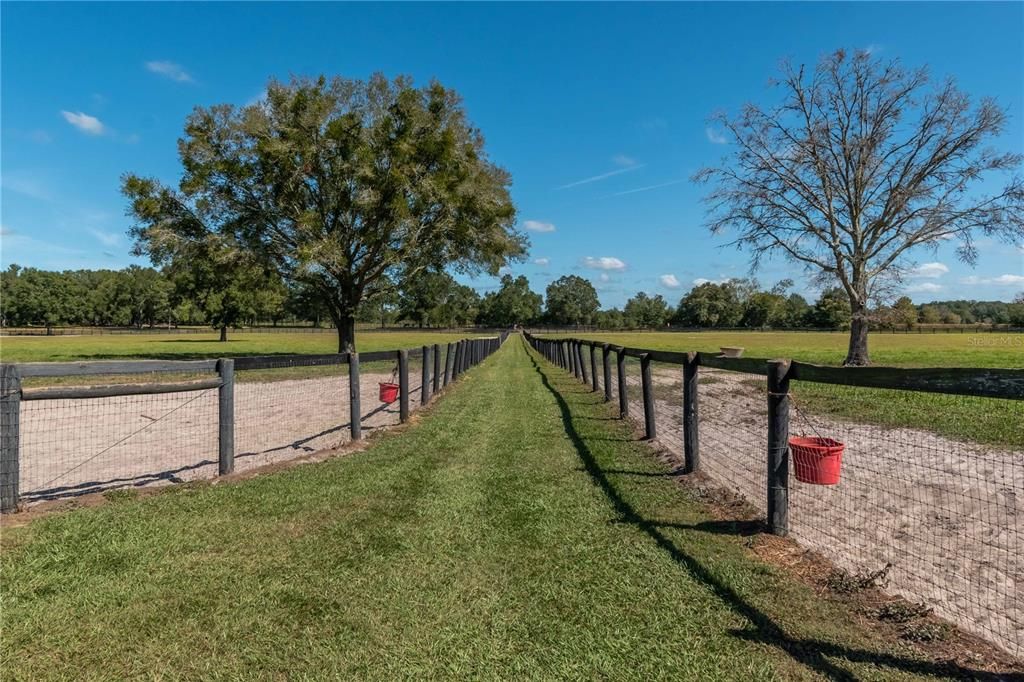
[537,276,1024,330]
[3,264,1021,334]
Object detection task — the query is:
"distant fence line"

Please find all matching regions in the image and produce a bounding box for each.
[524,332,1024,657]
[0,325,505,337]
[526,324,1024,335]
[0,332,509,512]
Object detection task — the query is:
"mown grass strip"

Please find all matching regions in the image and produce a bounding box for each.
[0,338,990,680]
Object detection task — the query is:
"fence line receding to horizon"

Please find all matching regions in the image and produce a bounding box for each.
[524,332,1023,659]
[1,333,508,509]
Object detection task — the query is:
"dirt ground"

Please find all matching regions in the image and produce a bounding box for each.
[18,371,423,503]
[588,364,1023,660]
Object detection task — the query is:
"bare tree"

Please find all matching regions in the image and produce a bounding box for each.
[694,49,1024,364]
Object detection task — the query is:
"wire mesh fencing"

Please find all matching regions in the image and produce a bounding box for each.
[523,333,1024,659]
[2,335,504,510]
[786,382,1023,658]
[19,381,219,503]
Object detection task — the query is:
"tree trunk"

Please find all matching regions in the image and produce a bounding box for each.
[337,315,356,353]
[844,306,870,366]
[219,325,228,342]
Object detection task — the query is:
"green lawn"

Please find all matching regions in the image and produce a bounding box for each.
[0,338,986,680]
[0,329,474,363]
[541,330,1024,368]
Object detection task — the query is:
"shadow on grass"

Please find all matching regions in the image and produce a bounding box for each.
[527,350,1004,681]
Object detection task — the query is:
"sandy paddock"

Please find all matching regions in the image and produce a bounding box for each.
[589,363,1023,658]
[18,372,422,503]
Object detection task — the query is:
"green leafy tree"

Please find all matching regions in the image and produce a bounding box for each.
[695,49,1024,364]
[594,308,626,329]
[544,275,599,326]
[398,270,458,327]
[741,292,787,328]
[891,296,919,329]
[673,281,743,328]
[624,292,671,328]
[807,288,852,329]
[477,275,541,327]
[435,283,481,327]
[122,74,525,352]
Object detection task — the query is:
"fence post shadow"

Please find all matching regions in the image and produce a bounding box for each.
[523,347,1002,682]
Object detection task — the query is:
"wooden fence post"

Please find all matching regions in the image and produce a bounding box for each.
[421,345,431,405]
[578,342,588,384]
[602,344,612,402]
[1,364,21,513]
[640,353,656,440]
[590,344,598,392]
[349,352,362,441]
[433,343,441,394]
[217,358,235,475]
[399,350,410,423]
[444,343,455,385]
[767,359,791,536]
[616,349,628,419]
[683,352,699,473]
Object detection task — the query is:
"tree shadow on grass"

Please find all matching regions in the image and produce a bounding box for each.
[527,351,1005,681]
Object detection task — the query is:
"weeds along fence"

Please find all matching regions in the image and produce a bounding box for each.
[0,333,508,511]
[525,332,1024,658]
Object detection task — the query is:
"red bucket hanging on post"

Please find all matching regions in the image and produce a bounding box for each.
[789,436,844,485]
[378,382,399,403]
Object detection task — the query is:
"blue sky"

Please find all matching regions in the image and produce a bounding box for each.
[2,1,1022,307]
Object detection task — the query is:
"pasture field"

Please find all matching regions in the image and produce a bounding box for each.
[540,330,1024,368]
[1,340,984,680]
[539,331,1024,449]
[0,329,473,363]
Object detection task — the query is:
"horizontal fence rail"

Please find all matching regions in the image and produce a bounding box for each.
[524,332,1024,658]
[0,332,509,514]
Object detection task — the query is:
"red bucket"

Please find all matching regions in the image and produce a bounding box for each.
[789,436,844,485]
[378,382,399,403]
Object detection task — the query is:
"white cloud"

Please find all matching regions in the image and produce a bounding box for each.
[610,178,687,197]
[145,60,194,83]
[598,273,611,283]
[498,265,512,275]
[582,256,626,271]
[89,229,120,247]
[523,220,556,233]
[532,257,550,266]
[905,282,943,294]
[960,274,1024,286]
[705,127,727,144]
[659,274,681,288]
[556,164,644,190]
[910,262,949,279]
[693,277,729,286]
[61,111,105,135]
[612,154,637,167]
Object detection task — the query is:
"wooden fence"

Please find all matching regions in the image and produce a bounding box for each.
[0,333,509,513]
[524,333,1024,536]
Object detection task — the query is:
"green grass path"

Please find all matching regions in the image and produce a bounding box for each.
[1,338,974,680]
